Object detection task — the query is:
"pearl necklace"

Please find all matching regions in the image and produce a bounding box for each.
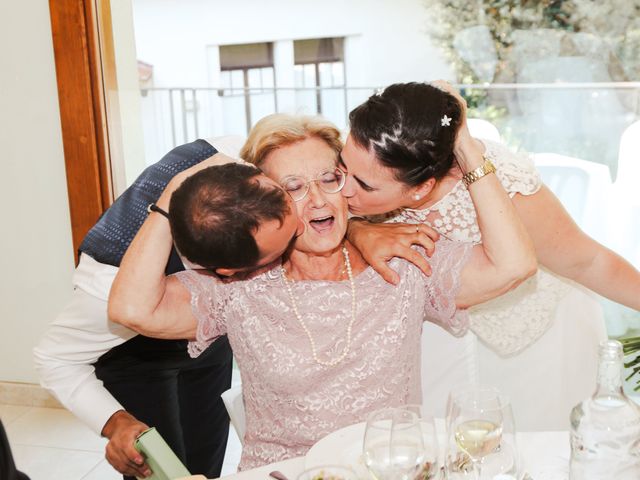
[281,246,357,367]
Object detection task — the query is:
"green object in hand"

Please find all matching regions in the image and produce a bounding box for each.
[134,427,191,480]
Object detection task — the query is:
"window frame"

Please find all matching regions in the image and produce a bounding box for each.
[49,0,117,262]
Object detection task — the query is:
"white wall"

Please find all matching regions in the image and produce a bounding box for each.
[110,0,148,193]
[0,1,74,383]
[131,0,452,88]
[130,0,453,162]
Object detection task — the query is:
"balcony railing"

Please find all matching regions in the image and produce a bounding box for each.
[140,82,640,176]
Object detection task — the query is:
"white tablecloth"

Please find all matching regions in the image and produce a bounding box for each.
[218,430,570,480]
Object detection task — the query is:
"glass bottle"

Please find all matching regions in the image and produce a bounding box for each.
[569,339,640,479]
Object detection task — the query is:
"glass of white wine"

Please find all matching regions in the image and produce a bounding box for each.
[446,387,504,480]
[363,407,425,480]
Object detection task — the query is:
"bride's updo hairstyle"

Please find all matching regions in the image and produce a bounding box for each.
[348,82,462,187]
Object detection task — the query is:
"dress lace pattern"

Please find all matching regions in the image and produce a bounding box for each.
[376,140,569,356]
[176,240,471,470]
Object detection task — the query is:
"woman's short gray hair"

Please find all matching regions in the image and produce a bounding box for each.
[240,113,343,167]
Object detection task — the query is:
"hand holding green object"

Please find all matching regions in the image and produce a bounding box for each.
[134,427,191,480]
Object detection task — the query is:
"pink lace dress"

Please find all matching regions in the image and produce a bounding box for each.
[176,239,471,470]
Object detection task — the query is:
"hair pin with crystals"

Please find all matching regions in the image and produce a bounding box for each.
[441,114,452,127]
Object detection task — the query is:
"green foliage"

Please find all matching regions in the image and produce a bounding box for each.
[622,337,640,391]
[423,0,640,83]
[460,89,507,121]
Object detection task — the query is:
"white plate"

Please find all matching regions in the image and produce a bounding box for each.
[304,422,369,477]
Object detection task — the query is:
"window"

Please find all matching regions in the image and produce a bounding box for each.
[220,42,277,133]
[294,38,345,117]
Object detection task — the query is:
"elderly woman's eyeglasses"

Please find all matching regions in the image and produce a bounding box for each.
[282,168,346,202]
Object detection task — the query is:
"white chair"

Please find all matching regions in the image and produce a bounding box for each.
[467,118,502,143]
[420,323,477,419]
[221,385,246,444]
[532,152,612,244]
[616,120,640,188]
[610,119,640,266]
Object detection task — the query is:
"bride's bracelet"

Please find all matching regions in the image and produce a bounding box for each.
[462,156,496,187]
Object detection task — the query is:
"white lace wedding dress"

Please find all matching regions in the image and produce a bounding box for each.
[376,139,607,430]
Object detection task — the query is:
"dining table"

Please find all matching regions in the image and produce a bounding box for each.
[216,427,571,480]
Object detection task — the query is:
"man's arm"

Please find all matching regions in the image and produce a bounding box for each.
[33,254,151,477]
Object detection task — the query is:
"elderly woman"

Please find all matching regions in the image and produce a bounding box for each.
[108,114,535,470]
[341,81,640,428]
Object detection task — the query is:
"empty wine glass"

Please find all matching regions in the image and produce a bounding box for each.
[363,407,425,480]
[446,387,504,480]
[399,404,440,479]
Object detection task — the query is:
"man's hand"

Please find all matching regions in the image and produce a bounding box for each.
[101,410,152,478]
[347,219,439,285]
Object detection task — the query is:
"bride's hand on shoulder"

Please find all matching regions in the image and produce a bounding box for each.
[347,219,439,285]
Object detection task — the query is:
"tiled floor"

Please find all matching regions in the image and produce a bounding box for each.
[1,404,242,480]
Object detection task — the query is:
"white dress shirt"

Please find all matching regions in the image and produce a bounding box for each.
[33,253,133,434]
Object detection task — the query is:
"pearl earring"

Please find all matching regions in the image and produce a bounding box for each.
[413,194,421,201]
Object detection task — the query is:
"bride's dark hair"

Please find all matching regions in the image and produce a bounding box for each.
[348,82,462,187]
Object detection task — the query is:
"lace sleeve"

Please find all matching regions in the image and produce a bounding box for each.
[174,270,229,358]
[422,239,473,336]
[483,140,541,197]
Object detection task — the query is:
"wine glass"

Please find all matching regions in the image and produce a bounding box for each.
[399,404,440,479]
[363,407,425,480]
[446,387,504,480]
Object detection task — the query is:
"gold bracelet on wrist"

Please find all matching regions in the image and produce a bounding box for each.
[462,156,496,187]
